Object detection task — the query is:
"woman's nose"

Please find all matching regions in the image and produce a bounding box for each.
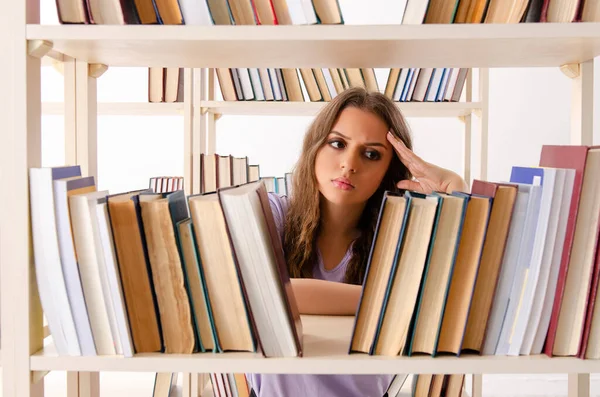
[340,151,359,174]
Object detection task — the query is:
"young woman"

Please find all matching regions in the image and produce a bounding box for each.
[246,87,468,396]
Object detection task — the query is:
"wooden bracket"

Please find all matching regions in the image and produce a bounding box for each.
[31,370,49,385]
[200,107,209,115]
[214,113,223,121]
[27,40,53,59]
[89,63,108,78]
[458,115,466,123]
[560,63,580,79]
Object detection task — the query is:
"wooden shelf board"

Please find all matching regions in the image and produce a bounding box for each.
[201,101,481,117]
[30,315,600,374]
[42,102,184,116]
[26,23,600,68]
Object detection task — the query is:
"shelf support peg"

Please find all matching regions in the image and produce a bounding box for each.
[27,40,53,59]
[88,64,108,79]
[560,63,580,79]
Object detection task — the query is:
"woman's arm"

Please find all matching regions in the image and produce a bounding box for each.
[290,278,362,316]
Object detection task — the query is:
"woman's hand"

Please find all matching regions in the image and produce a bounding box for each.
[387,131,469,194]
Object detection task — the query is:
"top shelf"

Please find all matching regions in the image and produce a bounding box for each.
[27,23,600,69]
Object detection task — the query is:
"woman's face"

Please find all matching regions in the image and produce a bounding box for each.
[314,107,394,207]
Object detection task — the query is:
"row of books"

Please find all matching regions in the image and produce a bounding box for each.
[350,144,600,359]
[413,374,464,397]
[30,160,303,356]
[199,153,293,196]
[148,155,292,197]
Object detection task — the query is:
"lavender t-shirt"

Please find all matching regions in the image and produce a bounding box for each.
[245,193,395,397]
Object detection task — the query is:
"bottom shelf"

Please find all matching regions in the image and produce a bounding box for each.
[30,315,600,374]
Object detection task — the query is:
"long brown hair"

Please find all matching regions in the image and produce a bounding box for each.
[283,87,413,285]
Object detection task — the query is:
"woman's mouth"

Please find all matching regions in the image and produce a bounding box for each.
[332,178,355,191]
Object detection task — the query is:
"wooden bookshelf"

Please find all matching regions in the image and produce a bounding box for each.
[1,0,597,394]
[29,315,600,375]
[42,102,185,116]
[27,23,600,68]
[200,101,482,118]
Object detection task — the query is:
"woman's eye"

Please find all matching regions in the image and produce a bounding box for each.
[365,150,381,161]
[329,140,345,149]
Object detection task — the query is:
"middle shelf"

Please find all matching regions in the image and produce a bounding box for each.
[30,315,600,375]
[41,101,481,118]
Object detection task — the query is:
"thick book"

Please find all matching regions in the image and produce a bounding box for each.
[139,190,196,354]
[106,189,163,353]
[188,191,256,353]
[371,191,439,356]
[537,145,593,356]
[436,192,492,356]
[218,180,303,357]
[349,191,409,354]
[462,181,517,354]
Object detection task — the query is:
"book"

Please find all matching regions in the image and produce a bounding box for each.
[218,180,303,357]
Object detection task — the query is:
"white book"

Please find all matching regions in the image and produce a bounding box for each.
[495,183,542,355]
[521,168,573,354]
[95,200,134,357]
[481,185,532,355]
[258,68,274,101]
[322,68,337,98]
[508,169,558,356]
[69,190,116,355]
[393,69,411,102]
[53,177,97,356]
[338,0,407,24]
[219,182,298,357]
[286,0,308,24]
[248,68,266,101]
[530,169,576,354]
[88,194,123,355]
[29,167,82,356]
[268,68,283,101]
[300,0,318,24]
[179,0,213,25]
[237,68,255,100]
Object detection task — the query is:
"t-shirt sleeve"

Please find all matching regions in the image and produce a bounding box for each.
[267,192,289,242]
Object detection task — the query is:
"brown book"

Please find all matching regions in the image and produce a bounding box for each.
[454,0,489,23]
[413,374,433,397]
[484,0,529,23]
[299,69,323,102]
[349,193,408,354]
[281,69,305,102]
[384,68,401,99]
[373,194,439,356]
[462,181,518,353]
[424,0,460,23]
[139,191,196,354]
[312,0,343,24]
[436,193,492,355]
[107,190,162,353]
[188,193,256,352]
[408,193,467,356]
[429,374,445,397]
[312,68,332,102]
[133,0,160,23]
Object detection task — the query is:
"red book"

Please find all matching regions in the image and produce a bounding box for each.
[538,145,589,356]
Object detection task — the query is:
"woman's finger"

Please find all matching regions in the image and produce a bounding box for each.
[396,179,423,193]
[387,132,425,171]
